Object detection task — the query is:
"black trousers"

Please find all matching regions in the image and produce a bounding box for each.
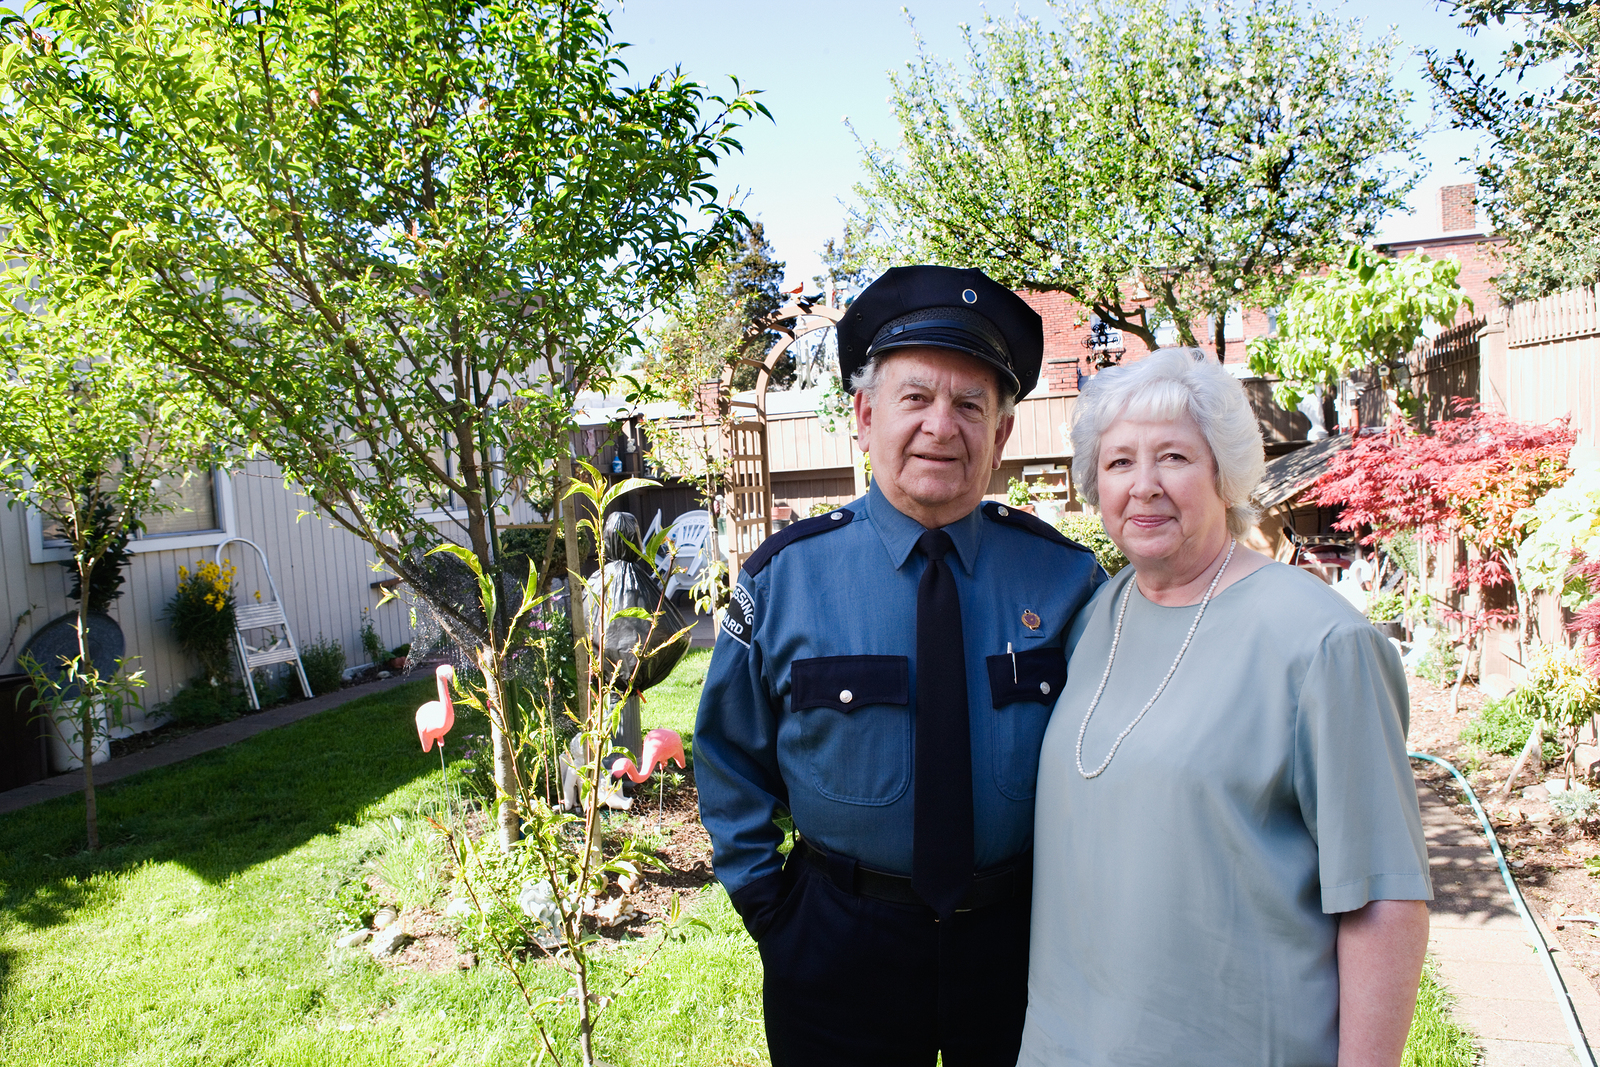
[757,852,1032,1067]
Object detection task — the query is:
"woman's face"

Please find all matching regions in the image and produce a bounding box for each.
[1096,412,1230,580]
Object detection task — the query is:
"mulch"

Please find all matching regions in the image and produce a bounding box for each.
[1407,671,1600,994]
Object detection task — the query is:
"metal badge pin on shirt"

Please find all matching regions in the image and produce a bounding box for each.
[1022,610,1041,631]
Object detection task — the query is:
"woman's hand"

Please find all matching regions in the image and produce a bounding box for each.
[1337,899,1430,1067]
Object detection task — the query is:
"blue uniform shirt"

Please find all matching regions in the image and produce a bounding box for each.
[695,482,1106,902]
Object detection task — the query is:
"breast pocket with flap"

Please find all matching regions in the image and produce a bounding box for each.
[986,646,1069,800]
[789,655,911,805]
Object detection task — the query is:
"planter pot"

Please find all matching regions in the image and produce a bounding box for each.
[46,699,112,773]
[388,656,409,672]
[1372,620,1405,641]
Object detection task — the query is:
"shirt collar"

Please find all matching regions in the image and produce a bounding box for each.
[865,480,983,576]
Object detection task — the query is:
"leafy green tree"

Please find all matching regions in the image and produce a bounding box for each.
[1247,246,1472,421]
[0,0,763,845]
[1426,1,1600,297]
[855,0,1421,360]
[724,223,788,390]
[0,297,219,849]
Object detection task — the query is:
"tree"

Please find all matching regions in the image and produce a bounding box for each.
[855,0,1421,359]
[725,222,788,390]
[0,297,218,849]
[1307,404,1576,708]
[1425,1,1600,298]
[1247,246,1472,422]
[0,0,763,851]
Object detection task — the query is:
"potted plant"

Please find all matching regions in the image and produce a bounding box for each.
[1005,477,1034,514]
[389,643,411,671]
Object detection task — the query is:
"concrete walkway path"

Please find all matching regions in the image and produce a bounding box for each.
[0,672,419,816]
[1420,778,1600,1065]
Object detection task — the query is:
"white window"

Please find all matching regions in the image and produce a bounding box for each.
[28,467,237,564]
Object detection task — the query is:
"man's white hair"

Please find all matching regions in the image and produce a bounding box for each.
[1069,348,1265,537]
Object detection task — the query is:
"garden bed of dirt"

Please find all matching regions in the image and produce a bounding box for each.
[1407,672,1600,992]
[374,777,717,974]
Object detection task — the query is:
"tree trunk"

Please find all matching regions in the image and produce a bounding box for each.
[75,560,99,851]
[482,647,520,851]
[563,450,592,728]
[1213,312,1227,363]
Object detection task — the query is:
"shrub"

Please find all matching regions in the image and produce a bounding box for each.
[1415,629,1460,686]
[299,634,346,695]
[162,679,248,727]
[1551,785,1600,822]
[359,609,386,665]
[1460,691,1559,761]
[1366,592,1405,623]
[163,558,238,683]
[1054,512,1130,576]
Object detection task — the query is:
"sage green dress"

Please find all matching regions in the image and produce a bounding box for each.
[1017,563,1431,1067]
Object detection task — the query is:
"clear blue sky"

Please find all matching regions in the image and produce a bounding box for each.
[610,0,1522,289]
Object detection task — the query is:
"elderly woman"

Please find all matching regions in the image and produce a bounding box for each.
[1018,350,1431,1067]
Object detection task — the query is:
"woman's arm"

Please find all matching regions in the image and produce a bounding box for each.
[1337,899,1430,1067]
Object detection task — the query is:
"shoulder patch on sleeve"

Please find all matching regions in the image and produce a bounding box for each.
[981,500,1087,551]
[740,507,857,576]
[721,580,755,648]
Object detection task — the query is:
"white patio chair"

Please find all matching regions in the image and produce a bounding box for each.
[656,509,712,601]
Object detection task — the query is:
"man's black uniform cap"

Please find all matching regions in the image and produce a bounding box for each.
[836,265,1045,400]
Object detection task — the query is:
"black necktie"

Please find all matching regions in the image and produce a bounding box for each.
[913,529,974,919]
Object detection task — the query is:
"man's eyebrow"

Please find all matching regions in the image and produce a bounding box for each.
[893,377,991,404]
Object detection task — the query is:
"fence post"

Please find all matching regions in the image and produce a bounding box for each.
[1477,308,1510,414]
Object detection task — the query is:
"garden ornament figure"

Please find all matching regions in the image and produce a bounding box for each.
[610,727,686,784]
[414,664,455,753]
[611,727,687,817]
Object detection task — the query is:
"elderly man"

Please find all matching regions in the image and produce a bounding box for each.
[695,265,1105,1066]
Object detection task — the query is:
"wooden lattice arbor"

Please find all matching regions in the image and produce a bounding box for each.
[717,299,844,573]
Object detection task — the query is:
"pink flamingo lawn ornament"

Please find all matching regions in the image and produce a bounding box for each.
[611,727,686,817]
[414,665,456,765]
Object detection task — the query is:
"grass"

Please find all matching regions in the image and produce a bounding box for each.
[1404,963,1480,1066]
[0,666,761,1066]
[0,645,1475,1065]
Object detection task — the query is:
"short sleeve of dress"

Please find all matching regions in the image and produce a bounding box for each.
[1293,623,1433,914]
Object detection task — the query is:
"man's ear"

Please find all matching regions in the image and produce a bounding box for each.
[991,410,1016,469]
[853,386,873,456]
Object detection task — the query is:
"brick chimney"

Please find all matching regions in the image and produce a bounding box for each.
[1440,183,1478,233]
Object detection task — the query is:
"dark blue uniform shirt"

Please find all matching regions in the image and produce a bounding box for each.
[695,482,1105,898]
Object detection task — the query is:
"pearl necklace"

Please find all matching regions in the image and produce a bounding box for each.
[1075,538,1238,779]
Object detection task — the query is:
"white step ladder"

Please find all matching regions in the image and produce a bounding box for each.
[215,537,312,709]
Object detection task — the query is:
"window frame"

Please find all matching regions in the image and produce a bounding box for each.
[26,467,238,564]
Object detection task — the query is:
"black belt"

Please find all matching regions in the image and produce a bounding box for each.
[793,836,1028,913]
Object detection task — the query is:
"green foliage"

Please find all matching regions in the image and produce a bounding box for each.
[1425,1,1600,297]
[856,0,1419,355]
[329,873,382,932]
[299,635,347,697]
[163,558,238,683]
[60,485,139,615]
[1518,462,1600,609]
[1054,512,1130,576]
[1247,246,1471,416]
[1417,629,1462,688]
[372,812,445,913]
[1550,785,1600,822]
[1005,478,1032,508]
[1460,691,1559,761]
[0,0,765,674]
[358,610,386,666]
[1366,592,1406,623]
[160,678,247,728]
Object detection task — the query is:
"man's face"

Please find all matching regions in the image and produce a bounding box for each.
[854,346,1015,530]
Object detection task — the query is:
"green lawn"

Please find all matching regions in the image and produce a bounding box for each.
[0,646,1475,1065]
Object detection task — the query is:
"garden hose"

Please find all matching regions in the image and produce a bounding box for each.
[1410,751,1599,1066]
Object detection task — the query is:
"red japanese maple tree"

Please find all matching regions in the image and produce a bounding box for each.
[1307,402,1576,664]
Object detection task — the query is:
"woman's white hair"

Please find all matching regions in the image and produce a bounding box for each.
[850,356,1018,418]
[1070,348,1265,537]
